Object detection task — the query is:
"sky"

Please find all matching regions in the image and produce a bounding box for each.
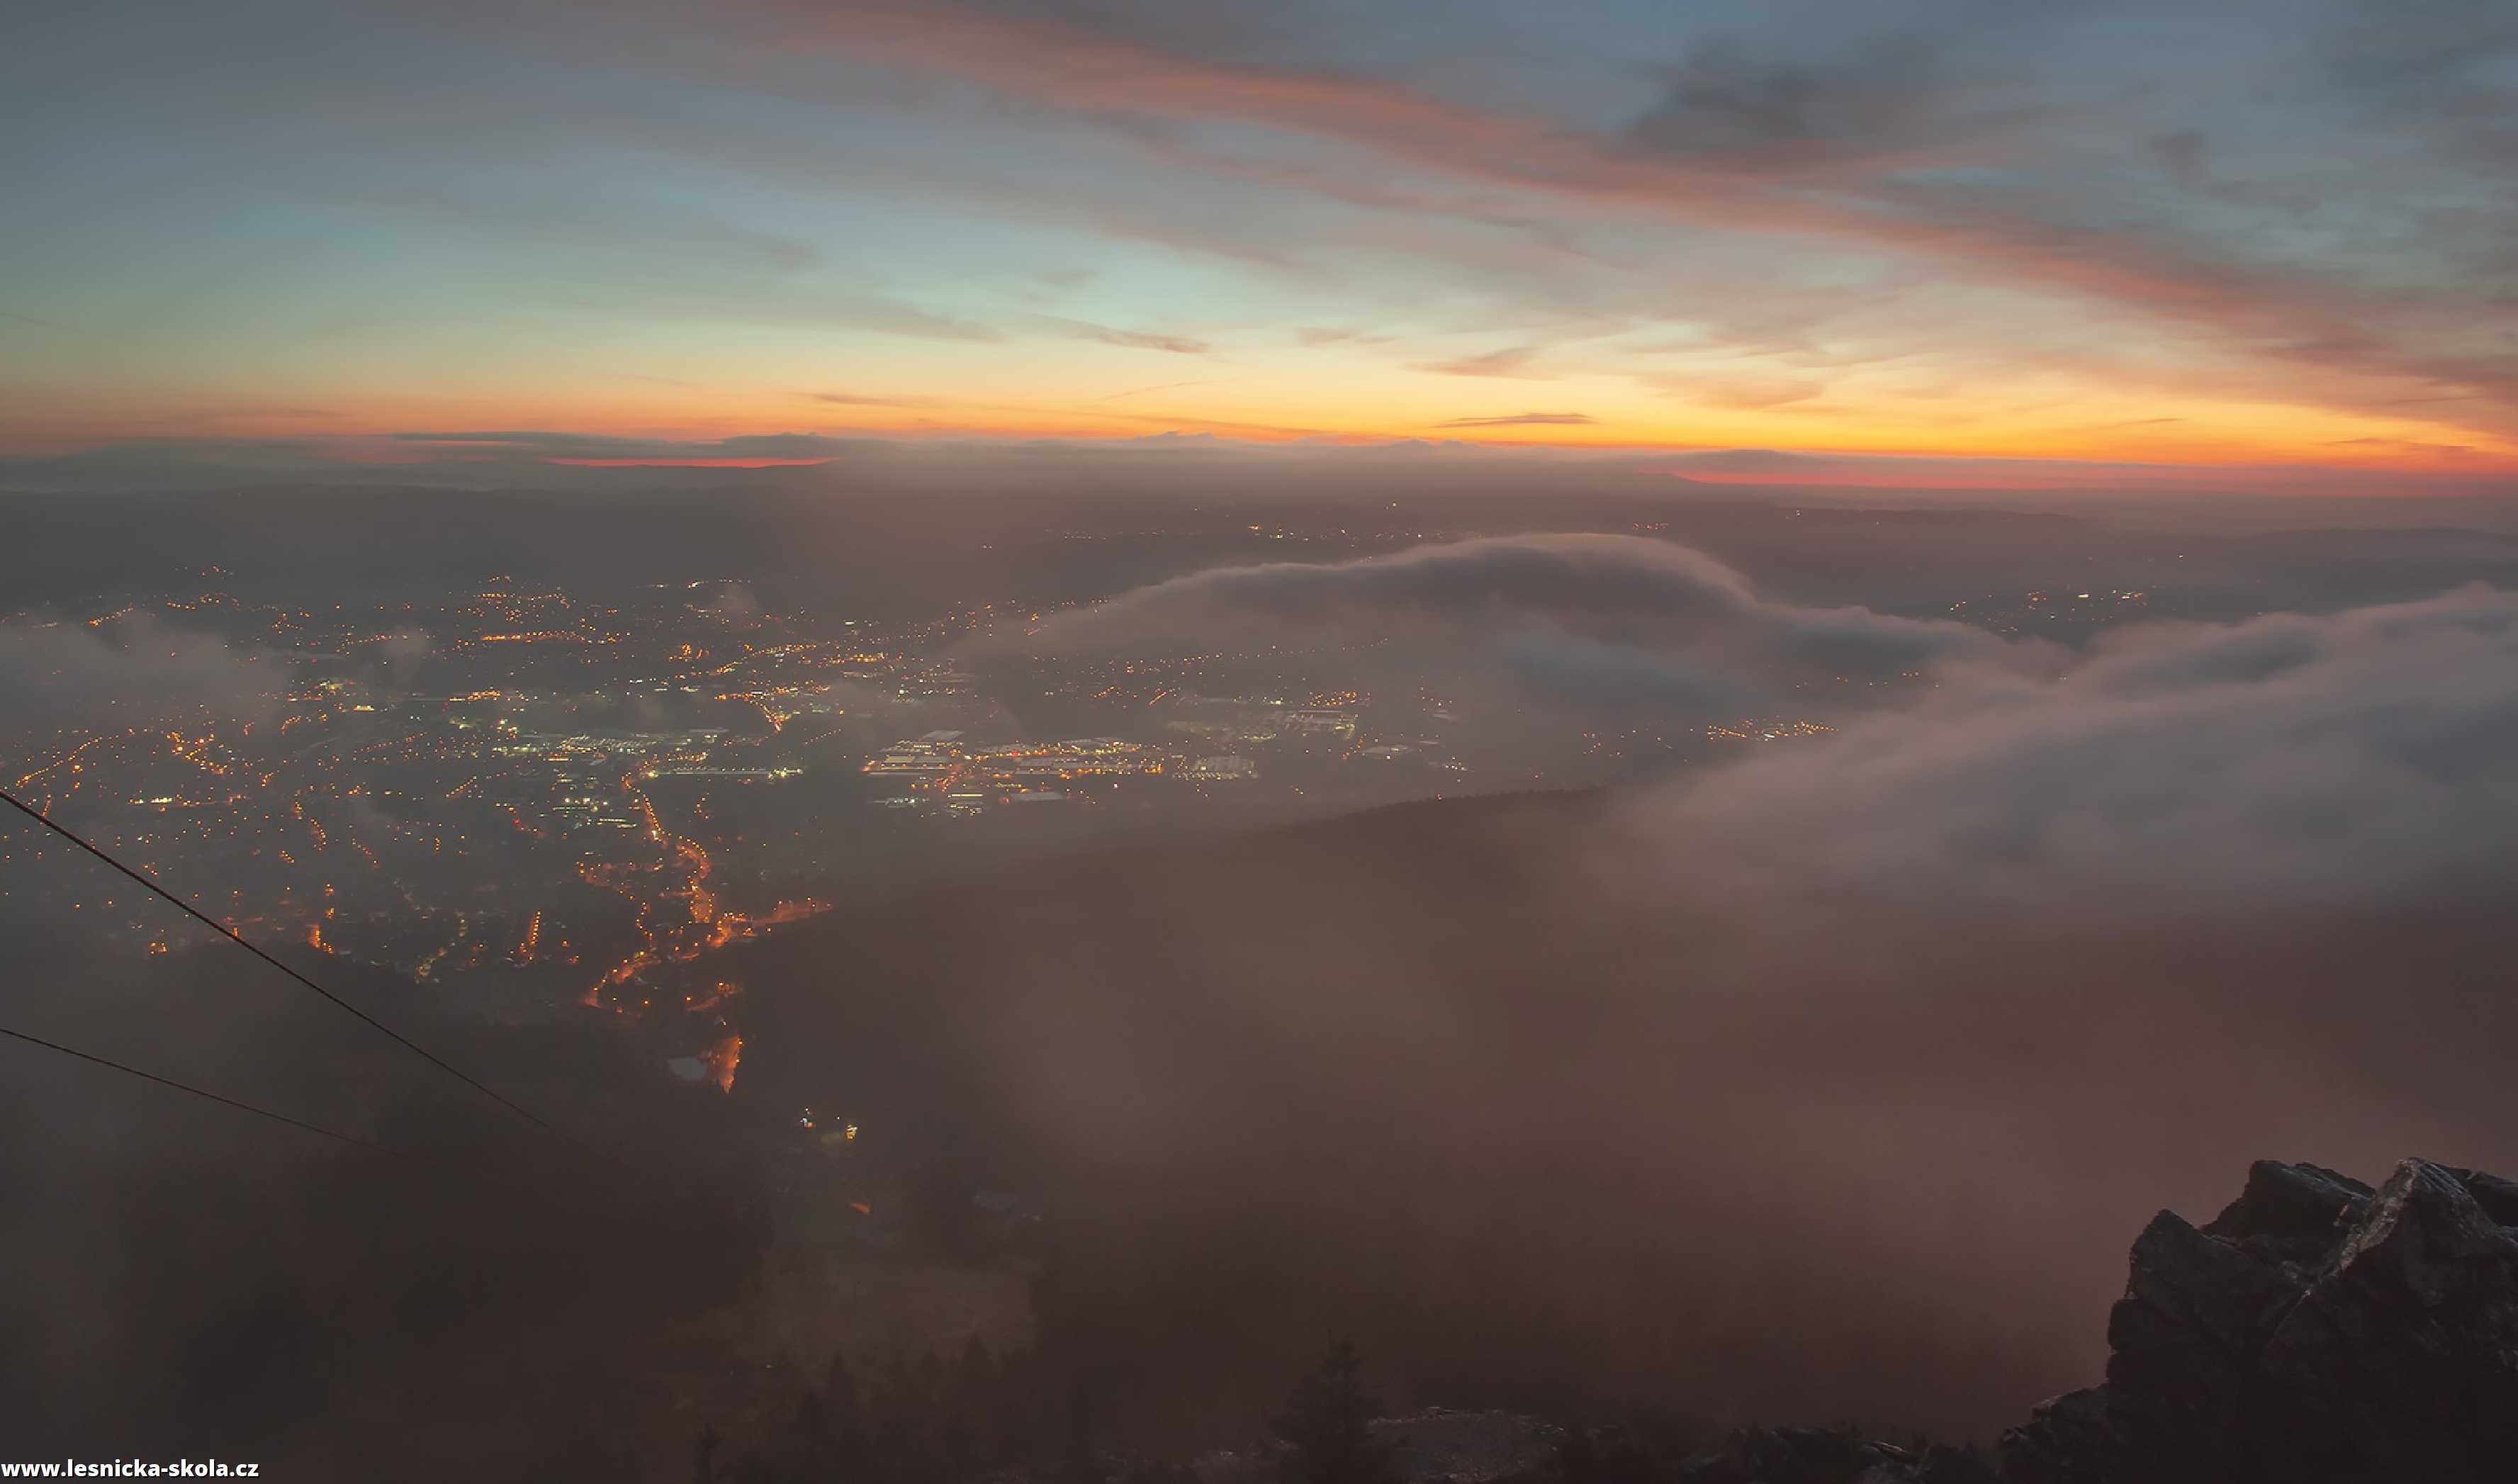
[6,0,2517,493]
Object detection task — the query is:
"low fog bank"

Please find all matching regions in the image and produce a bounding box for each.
[10,482,2518,629]
[0,612,286,738]
[740,553,2518,1442]
[0,919,771,1473]
[987,532,2036,724]
[11,527,2518,1464]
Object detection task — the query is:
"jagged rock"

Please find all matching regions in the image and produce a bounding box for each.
[1371,1407,1557,1483]
[1665,1426,1994,1484]
[1196,1409,1555,1484]
[2001,1157,2518,1483]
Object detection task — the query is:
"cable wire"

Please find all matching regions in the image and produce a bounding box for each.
[0,787,547,1129]
[0,1023,381,1149]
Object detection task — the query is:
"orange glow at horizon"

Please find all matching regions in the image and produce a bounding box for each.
[547,456,841,468]
[13,0,2518,502]
[10,347,2514,486]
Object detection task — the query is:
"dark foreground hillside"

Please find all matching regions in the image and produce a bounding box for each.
[722,787,2518,1443]
[713,1154,2518,1484]
[1653,1155,2518,1482]
[12,791,2516,1479]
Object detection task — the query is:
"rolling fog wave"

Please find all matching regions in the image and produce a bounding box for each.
[753,556,2518,1440]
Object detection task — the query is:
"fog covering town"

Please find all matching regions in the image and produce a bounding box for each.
[6,467,2518,1476]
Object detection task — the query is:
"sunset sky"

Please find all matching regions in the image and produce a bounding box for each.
[7,0,2516,491]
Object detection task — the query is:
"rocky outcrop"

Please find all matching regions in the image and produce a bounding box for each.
[1668,1427,1994,1484]
[1371,1408,1558,1483]
[2001,1157,2518,1483]
[1211,1159,2518,1484]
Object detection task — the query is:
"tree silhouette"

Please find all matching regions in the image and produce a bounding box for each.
[1267,1338,1398,1484]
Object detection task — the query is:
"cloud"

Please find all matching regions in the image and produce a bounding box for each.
[1415,345,1548,378]
[1434,411,1595,428]
[2329,435,2476,456]
[558,281,1003,343]
[487,235,1004,341]
[1001,536,1722,649]
[803,390,933,407]
[1613,583,2518,918]
[358,182,827,274]
[1646,371,1829,410]
[705,549,2518,1446]
[1619,37,2059,178]
[2146,127,2239,199]
[989,534,2019,718]
[2324,0,2518,87]
[0,615,281,764]
[810,0,2518,432]
[838,568,2518,1437]
[1646,446,1821,475]
[1036,316,1213,355]
[386,431,868,465]
[24,0,2518,456]
[6,427,2514,500]
[1096,378,1224,403]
